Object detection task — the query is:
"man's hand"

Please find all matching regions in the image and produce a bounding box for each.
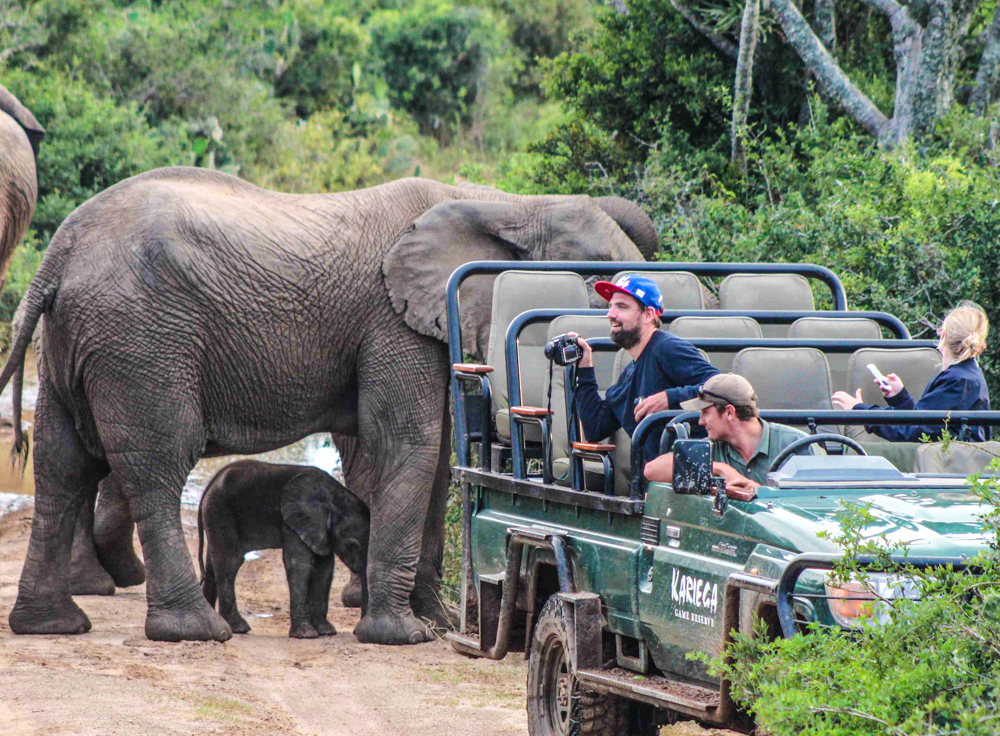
[832,389,863,410]
[634,391,669,421]
[725,478,759,502]
[568,332,593,369]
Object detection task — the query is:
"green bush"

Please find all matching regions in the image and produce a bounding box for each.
[369,0,513,142]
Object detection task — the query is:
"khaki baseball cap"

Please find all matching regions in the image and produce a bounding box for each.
[680,373,758,411]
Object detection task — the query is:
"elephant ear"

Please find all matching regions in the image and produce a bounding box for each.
[0,84,45,158]
[280,474,337,557]
[383,199,530,360]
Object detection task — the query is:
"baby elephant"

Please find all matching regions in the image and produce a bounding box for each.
[198,460,370,639]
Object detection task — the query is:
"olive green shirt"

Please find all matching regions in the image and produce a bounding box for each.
[711,420,811,486]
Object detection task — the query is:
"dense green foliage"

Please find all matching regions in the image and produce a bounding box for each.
[708,455,1000,735]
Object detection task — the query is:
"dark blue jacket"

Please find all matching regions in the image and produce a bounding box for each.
[575,330,719,462]
[853,358,991,442]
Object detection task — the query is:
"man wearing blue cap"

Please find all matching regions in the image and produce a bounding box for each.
[573,275,719,463]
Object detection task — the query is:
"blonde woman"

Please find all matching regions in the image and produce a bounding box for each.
[832,301,991,441]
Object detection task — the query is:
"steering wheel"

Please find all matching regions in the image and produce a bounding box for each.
[768,433,867,473]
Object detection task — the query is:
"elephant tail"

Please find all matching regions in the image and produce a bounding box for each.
[0,275,54,470]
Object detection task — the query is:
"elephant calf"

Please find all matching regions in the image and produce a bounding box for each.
[198,460,369,639]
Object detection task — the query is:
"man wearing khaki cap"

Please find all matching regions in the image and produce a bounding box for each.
[643,374,811,499]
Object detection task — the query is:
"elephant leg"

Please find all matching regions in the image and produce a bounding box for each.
[97,395,230,642]
[283,536,319,639]
[352,331,447,645]
[205,526,249,634]
[94,475,146,587]
[334,433,372,609]
[9,381,107,634]
[308,554,337,636]
[410,400,457,630]
[69,493,116,596]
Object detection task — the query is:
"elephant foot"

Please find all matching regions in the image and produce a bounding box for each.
[354,611,434,645]
[411,592,459,631]
[145,598,232,642]
[70,552,117,597]
[341,573,363,608]
[312,619,337,637]
[289,622,320,639]
[95,543,146,588]
[9,595,92,635]
[225,614,251,635]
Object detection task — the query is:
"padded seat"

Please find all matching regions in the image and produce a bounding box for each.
[914,442,1000,474]
[612,270,705,310]
[668,316,763,372]
[732,347,836,434]
[718,274,815,337]
[487,271,590,444]
[788,317,883,394]
[843,348,941,443]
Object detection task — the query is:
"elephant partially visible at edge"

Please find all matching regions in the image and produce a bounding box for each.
[0,84,44,290]
[0,169,656,645]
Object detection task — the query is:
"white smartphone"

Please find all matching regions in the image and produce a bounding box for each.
[866,363,891,392]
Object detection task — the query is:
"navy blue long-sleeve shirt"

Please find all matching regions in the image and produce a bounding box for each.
[853,358,991,442]
[575,330,719,462]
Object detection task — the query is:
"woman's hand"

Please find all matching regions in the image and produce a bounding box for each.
[567,332,593,368]
[832,389,863,410]
[881,373,904,398]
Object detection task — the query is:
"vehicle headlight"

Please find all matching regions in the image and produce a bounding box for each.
[823,573,917,627]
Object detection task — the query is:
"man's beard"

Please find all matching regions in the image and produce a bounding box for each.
[611,324,641,349]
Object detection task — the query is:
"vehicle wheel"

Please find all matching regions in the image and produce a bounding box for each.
[527,596,627,736]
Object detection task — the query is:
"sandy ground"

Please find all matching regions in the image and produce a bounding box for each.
[0,505,529,736]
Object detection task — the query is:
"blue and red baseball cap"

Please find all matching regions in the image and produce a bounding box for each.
[594,275,664,315]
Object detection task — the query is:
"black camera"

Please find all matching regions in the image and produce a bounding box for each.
[544,333,582,366]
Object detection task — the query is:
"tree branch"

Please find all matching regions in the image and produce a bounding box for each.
[769,0,892,140]
[813,0,837,52]
[671,0,739,60]
[732,0,761,169]
[970,2,1000,114]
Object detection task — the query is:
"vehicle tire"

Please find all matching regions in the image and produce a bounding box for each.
[527,596,628,736]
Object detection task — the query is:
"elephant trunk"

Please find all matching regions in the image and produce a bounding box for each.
[594,196,659,260]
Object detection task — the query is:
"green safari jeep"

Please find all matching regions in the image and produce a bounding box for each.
[444,261,998,735]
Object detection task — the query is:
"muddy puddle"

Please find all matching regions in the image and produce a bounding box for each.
[0,347,342,506]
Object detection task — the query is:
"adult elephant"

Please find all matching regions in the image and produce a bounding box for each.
[0,84,45,289]
[0,168,654,644]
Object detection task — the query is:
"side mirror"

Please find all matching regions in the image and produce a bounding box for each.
[672,439,714,495]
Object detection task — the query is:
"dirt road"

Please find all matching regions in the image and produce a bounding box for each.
[0,506,527,736]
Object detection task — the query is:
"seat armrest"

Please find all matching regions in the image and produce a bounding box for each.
[510,406,554,417]
[572,441,615,452]
[453,363,494,374]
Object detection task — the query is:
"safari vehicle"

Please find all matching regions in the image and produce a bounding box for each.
[443,261,999,735]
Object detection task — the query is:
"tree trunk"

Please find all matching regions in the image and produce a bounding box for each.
[970,3,1000,114]
[814,0,837,51]
[732,0,761,171]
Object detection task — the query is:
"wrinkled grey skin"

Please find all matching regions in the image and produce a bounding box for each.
[0,168,652,644]
[198,460,369,639]
[0,84,44,289]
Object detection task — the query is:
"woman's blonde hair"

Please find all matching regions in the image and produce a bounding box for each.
[939,301,989,363]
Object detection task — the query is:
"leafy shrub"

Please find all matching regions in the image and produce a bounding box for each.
[368,0,513,142]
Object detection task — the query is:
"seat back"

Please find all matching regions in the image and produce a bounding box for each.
[788,317,883,393]
[612,270,705,310]
[544,315,616,473]
[668,316,763,372]
[732,348,834,431]
[843,348,941,442]
[485,271,589,439]
[718,274,815,337]
[914,442,1000,474]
